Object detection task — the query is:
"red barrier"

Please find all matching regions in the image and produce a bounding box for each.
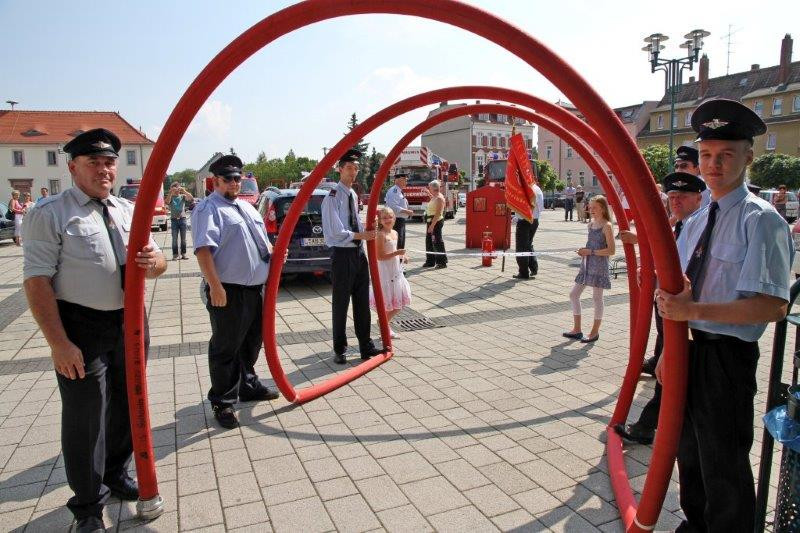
[124,1,685,528]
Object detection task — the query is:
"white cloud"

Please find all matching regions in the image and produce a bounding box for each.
[356,65,458,101]
[187,99,232,141]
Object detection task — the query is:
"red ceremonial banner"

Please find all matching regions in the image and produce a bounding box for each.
[505,133,536,222]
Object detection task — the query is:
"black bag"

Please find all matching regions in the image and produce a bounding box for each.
[5,208,13,221]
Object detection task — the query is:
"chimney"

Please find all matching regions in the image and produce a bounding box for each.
[779,34,793,85]
[699,54,709,95]
[751,64,760,71]
[689,76,696,83]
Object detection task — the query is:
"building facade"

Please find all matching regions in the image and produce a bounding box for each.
[0,110,154,203]
[421,101,535,188]
[537,100,657,195]
[638,34,799,158]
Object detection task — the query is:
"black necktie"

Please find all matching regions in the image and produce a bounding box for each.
[94,199,125,289]
[673,220,683,240]
[685,201,719,300]
[349,192,361,247]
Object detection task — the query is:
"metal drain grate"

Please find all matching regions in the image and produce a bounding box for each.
[395,317,441,332]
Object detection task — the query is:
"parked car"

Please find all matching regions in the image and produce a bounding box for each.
[0,202,15,243]
[238,173,261,207]
[257,188,332,274]
[758,189,799,222]
[117,180,168,231]
[458,192,467,207]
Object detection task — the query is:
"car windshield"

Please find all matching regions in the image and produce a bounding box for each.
[275,196,324,220]
[118,185,139,201]
[486,161,507,182]
[240,179,259,195]
[403,168,437,186]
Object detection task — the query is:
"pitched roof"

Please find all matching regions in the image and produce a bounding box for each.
[655,60,800,109]
[614,101,658,123]
[0,110,154,145]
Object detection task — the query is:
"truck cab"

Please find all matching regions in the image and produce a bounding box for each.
[117,179,168,231]
[393,147,458,220]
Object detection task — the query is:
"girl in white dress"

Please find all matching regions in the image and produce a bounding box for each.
[369,207,412,338]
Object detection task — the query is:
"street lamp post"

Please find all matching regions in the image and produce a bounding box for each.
[642,29,710,164]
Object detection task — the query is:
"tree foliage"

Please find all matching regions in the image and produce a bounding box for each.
[345,113,371,187]
[749,152,800,190]
[242,151,318,189]
[165,168,197,193]
[640,144,671,182]
[535,160,560,191]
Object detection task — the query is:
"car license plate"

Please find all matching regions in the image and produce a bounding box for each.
[301,238,325,246]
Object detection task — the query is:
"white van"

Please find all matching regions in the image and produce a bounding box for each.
[758,189,799,222]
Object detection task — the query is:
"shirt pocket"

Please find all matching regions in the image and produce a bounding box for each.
[64,222,105,260]
[710,241,746,264]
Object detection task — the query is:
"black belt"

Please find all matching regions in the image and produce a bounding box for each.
[220,282,262,291]
[690,328,740,342]
[332,247,362,253]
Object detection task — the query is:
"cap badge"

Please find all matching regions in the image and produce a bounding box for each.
[92,141,112,149]
[703,119,728,129]
[674,181,687,187]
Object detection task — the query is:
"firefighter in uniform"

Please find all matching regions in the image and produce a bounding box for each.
[22,128,167,533]
[384,172,413,250]
[674,145,711,207]
[321,149,383,364]
[657,99,793,532]
[191,155,280,430]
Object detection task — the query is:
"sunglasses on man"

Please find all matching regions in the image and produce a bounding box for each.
[220,175,242,183]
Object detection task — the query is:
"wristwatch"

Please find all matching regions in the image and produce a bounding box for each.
[590,249,595,256]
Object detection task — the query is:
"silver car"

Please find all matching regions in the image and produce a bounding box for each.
[758,189,799,222]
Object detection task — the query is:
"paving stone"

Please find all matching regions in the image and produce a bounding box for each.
[354,474,409,512]
[536,503,601,532]
[512,487,562,516]
[427,505,500,532]
[491,509,545,531]
[222,501,270,530]
[435,458,492,492]
[324,494,382,532]
[269,496,334,533]
[377,504,434,533]
[378,451,438,484]
[478,461,538,495]
[178,490,224,530]
[260,478,316,506]
[464,484,521,517]
[340,454,385,481]
[400,476,469,516]
[252,454,306,487]
[218,472,261,507]
[178,465,218,496]
[315,476,359,501]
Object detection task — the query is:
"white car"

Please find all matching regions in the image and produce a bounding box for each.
[458,192,467,207]
[758,189,799,222]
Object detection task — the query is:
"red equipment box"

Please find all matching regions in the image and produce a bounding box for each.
[466,184,511,249]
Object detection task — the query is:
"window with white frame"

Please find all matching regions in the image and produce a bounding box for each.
[579,171,585,186]
[49,179,61,194]
[754,100,764,117]
[592,175,598,187]
[766,133,777,150]
[476,154,484,170]
[46,150,58,166]
[126,150,137,165]
[481,135,488,147]
[478,113,489,121]
[546,145,552,160]
[684,111,692,127]
[656,115,664,129]
[12,150,24,166]
[773,98,783,115]
[497,114,507,123]
[566,147,573,159]
[794,95,800,113]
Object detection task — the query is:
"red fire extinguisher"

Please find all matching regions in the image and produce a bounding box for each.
[482,230,494,267]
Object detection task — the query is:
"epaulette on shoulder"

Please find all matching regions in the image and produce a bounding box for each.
[194,198,211,213]
[329,189,337,196]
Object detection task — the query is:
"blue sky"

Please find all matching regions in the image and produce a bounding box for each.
[3,0,798,172]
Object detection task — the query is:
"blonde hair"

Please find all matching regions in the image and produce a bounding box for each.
[11,190,20,198]
[589,195,612,223]
[377,206,395,229]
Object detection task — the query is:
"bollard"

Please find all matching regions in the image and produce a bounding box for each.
[482,231,494,267]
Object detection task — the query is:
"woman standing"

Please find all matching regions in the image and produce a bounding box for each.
[422,180,447,269]
[773,184,788,220]
[9,190,25,246]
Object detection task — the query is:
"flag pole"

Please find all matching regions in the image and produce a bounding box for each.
[501,121,518,273]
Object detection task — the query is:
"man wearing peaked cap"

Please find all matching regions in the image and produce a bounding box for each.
[321,148,383,364]
[657,98,792,532]
[674,146,698,173]
[22,127,167,532]
[191,152,279,430]
[664,171,706,194]
[385,172,413,250]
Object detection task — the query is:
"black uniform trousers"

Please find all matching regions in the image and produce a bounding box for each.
[676,335,759,533]
[632,301,664,432]
[564,199,574,220]
[330,247,376,355]
[424,218,447,266]
[56,300,148,520]
[394,217,407,250]
[205,283,263,407]
[515,218,539,276]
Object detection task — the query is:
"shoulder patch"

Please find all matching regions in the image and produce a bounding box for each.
[194,198,211,213]
[328,189,337,196]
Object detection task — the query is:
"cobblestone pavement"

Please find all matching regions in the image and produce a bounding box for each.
[0,208,791,532]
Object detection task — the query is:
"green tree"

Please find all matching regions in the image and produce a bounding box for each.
[640,144,671,182]
[750,152,800,189]
[345,113,370,187]
[535,160,558,192]
[166,169,197,192]
[365,147,384,189]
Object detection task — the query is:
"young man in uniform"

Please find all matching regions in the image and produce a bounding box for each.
[23,128,168,533]
[384,172,413,250]
[674,145,711,208]
[191,155,279,430]
[614,171,706,445]
[321,149,382,364]
[657,98,793,532]
[513,180,544,280]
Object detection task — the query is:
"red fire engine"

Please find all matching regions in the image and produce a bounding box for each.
[392,146,458,219]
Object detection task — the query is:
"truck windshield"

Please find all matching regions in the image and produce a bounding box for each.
[118,185,139,201]
[486,161,507,182]
[240,179,259,195]
[404,168,437,185]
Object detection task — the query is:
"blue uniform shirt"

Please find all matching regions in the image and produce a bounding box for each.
[321,182,362,248]
[676,182,793,341]
[385,184,409,219]
[190,191,271,286]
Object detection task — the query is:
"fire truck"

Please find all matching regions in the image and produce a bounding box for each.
[391,146,458,220]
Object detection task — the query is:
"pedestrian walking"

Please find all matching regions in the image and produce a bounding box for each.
[384,172,413,250]
[563,181,576,221]
[165,181,194,260]
[657,99,793,532]
[191,154,279,430]
[422,180,447,268]
[575,186,585,223]
[9,190,24,245]
[369,207,411,338]
[22,128,167,533]
[772,184,788,220]
[562,195,615,343]
[321,148,383,365]
[513,181,544,279]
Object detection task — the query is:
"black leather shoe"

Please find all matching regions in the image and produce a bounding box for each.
[213,405,238,429]
[360,347,383,360]
[421,263,435,268]
[434,264,447,269]
[333,352,347,364]
[641,357,657,377]
[75,516,106,533]
[512,274,530,280]
[105,474,139,501]
[613,423,654,445]
[240,386,279,402]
